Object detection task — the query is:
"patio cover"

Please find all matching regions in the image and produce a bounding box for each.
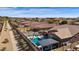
[38,39,59,47]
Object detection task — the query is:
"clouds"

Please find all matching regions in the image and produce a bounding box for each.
[0,7,79,17]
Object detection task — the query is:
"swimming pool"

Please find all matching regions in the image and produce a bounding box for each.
[31,35,53,46]
[31,35,59,51]
[31,36,40,46]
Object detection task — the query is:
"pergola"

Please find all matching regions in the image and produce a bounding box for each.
[38,39,59,50]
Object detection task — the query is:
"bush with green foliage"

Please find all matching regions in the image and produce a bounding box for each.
[59,20,67,25]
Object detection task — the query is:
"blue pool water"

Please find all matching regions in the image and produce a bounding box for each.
[32,35,47,46]
[31,35,53,46]
[31,36,40,46]
[31,35,58,51]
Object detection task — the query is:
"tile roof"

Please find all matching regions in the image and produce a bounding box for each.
[31,24,55,29]
[69,33,79,43]
[49,25,79,39]
[55,28,72,39]
[30,22,56,29]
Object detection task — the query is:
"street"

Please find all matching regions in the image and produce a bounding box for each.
[0,20,17,51]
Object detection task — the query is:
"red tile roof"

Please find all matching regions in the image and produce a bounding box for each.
[20,21,56,29]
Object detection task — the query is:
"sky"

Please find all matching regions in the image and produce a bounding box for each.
[0,7,79,18]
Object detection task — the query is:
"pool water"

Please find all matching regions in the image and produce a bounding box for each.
[31,35,50,46]
[31,36,40,46]
[31,35,58,51]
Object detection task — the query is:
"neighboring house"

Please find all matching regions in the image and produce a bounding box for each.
[66,20,75,25]
[20,21,56,31]
[74,22,79,25]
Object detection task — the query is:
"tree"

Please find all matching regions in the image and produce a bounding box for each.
[2,16,9,21]
[59,20,67,25]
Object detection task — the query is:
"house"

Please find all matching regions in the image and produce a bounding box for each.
[30,22,56,30]
[49,25,79,42]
